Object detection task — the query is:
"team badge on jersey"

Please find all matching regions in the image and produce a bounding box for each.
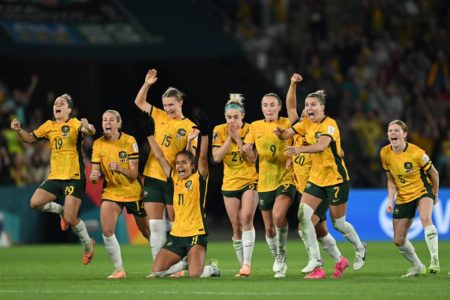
[119,151,127,163]
[61,125,70,137]
[327,125,335,135]
[314,131,322,141]
[176,128,187,140]
[185,180,193,190]
[404,162,413,173]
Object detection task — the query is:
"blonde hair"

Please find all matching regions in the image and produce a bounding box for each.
[58,93,73,108]
[306,90,327,105]
[162,87,184,102]
[225,93,245,112]
[104,109,122,129]
[388,119,408,132]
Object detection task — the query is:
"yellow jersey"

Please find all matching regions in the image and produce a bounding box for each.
[143,106,196,181]
[380,143,433,204]
[212,123,258,191]
[32,118,84,180]
[91,132,141,202]
[292,134,312,193]
[244,117,293,192]
[292,116,349,187]
[170,171,208,237]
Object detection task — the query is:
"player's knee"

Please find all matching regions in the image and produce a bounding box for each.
[240,213,253,228]
[30,201,43,210]
[419,215,432,227]
[393,236,405,247]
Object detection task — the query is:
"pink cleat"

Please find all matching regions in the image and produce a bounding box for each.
[83,239,95,265]
[305,267,326,279]
[60,216,69,231]
[107,269,126,279]
[332,256,349,278]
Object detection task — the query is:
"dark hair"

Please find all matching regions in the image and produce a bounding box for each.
[176,150,196,165]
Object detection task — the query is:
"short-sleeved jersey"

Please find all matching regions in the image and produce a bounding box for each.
[292,134,312,193]
[143,107,196,181]
[380,143,433,204]
[170,171,208,237]
[212,123,258,191]
[244,118,293,192]
[32,118,84,180]
[292,116,349,187]
[91,132,141,202]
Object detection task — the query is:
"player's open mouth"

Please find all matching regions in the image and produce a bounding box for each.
[55,109,61,113]
[178,170,186,176]
[390,137,398,141]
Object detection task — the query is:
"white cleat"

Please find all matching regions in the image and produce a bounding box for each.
[301,259,323,274]
[401,264,426,278]
[274,264,287,278]
[354,242,367,271]
[272,252,287,273]
[428,260,440,274]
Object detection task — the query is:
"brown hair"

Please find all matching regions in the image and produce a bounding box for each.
[162,87,184,102]
[388,120,408,132]
[262,93,282,108]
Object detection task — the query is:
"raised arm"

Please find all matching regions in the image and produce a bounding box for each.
[427,165,439,204]
[385,172,397,213]
[286,73,303,123]
[134,69,158,113]
[10,119,36,143]
[79,118,96,135]
[192,111,211,177]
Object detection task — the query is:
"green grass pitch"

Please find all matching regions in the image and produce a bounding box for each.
[0,241,448,300]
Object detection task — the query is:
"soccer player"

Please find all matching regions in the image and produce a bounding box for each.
[242,93,295,278]
[212,94,258,277]
[10,94,95,264]
[285,74,349,278]
[134,69,196,261]
[144,112,220,278]
[276,89,355,279]
[90,110,150,279]
[380,120,440,277]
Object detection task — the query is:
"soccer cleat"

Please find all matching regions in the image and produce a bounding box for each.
[428,261,440,274]
[301,259,323,274]
[272,252,287,273]
[304,267,326,279]
[238,264,251,277]
[146,272,156,278]
[274,264,287,278]
[401,264,427,277]
[354,242,367,271]
[169,271,185,278]
[82,239,95,265]
[60,216,69,231]
[107,269,126,279]
[332,256,349,278]
[209,259,221,277]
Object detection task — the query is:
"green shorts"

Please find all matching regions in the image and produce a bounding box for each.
[163,234,208,257]
[222,183,257,200]
[102,199,147,217]
[303,181,349,219]
[143,176,174,205]
[258,184,296,211]
[394,192,435,219]
[39,179,86,200]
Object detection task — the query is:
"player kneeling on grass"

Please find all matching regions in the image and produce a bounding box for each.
[90,110,150,279]
[143,111,220,278]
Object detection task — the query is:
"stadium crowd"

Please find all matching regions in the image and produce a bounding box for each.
[1,0,449,188]
[209,0,450,187]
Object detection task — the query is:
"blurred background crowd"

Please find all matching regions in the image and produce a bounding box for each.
[1,0,449,188]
